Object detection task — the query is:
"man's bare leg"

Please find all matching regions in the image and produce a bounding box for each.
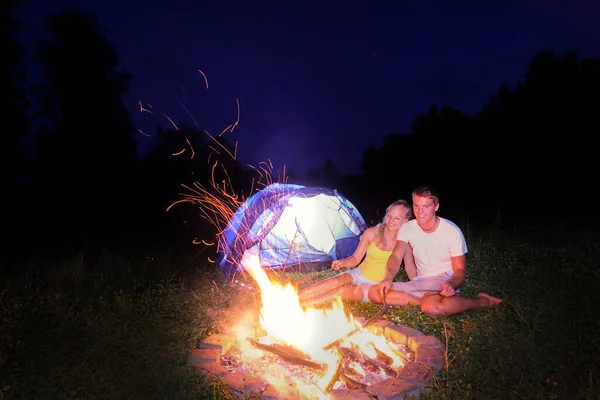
[420,292,503,317]
[297,272,354,303]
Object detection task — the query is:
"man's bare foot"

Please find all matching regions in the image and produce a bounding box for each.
[477,292,503,307]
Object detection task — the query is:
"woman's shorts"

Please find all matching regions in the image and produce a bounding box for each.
[345,268,379,302]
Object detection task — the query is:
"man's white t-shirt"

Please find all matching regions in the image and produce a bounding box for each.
[397,217,468,278]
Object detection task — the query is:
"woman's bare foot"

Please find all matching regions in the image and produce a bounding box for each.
[476,292,503,307]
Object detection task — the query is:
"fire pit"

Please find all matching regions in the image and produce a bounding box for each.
[189,254,445,399]
[189,319,444,399]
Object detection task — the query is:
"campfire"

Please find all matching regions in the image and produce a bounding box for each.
[189,252,445,399]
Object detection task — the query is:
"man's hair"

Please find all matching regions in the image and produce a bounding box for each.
[412,185,439,205]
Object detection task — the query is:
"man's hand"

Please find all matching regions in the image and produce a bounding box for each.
[331,259,349,271]
[378,278,393,299]
[439,281,455,297]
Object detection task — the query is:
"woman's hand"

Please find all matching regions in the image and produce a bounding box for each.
[331,259,349,270]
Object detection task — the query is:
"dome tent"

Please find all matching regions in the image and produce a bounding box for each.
[217,183,368,280]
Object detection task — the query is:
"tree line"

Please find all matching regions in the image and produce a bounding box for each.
[2,3,598,263]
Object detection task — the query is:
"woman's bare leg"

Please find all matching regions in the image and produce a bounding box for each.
[297,272,354,303]
[367,286,421,306]
[301,284,365,308]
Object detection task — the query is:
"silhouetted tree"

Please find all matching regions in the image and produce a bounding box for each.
[361,132,418,207]
[361,105,475,212]
[284,167,299,184]
[305,167,320,184]
[0,0,31,257]
[31,9,137,249]
[305,157,339,187]
[476,49,600,225]
[409,105,473,203]
[321,157,338,182]
[362,49,600,227]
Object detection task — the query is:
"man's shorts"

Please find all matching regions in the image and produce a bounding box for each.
[345,268,378,302]
[391,271,459,299]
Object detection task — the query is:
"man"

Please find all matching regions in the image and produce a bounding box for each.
[375,185,502,316]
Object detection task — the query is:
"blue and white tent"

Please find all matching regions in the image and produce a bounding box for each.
[217,183,368,279]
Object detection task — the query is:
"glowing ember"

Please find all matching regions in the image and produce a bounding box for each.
[227,251,406,399]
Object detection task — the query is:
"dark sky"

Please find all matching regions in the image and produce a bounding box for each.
[15,0,600,174]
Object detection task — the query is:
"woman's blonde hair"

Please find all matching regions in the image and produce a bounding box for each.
[374,199,413,247]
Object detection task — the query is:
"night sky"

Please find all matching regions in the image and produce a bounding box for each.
[14,0,600,174]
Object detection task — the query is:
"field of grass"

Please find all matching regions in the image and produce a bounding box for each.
[1,224,598,400]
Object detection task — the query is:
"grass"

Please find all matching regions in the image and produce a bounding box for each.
[0,225,599,400]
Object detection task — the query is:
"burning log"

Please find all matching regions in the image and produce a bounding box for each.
[374,347,395,365]
[339,346,366,364]
[342,345,399,377]
[246,337,323,371]
[363,358,398,377]
[322,294,390,351]
[340,373,367,390]
[323,351,344,393]
[388,346,410,362]
[340,348,399,381]
[345,364,366,380]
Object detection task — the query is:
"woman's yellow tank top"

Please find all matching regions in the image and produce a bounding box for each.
[358,242,392,282]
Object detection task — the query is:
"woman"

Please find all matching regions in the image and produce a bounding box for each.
[298,199,421,307]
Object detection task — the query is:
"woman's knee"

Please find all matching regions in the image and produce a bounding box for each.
[344,285,367,302]
[341,272,355,284]
[367,286,382,303]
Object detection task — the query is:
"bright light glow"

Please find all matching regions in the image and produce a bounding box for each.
[230,251,406,398]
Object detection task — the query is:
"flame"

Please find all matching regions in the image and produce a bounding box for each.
[230,251,405,398]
